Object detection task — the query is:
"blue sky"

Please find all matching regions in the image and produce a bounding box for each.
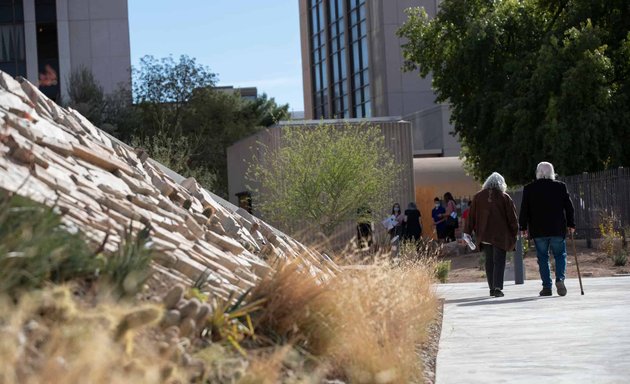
[128,0,304,112]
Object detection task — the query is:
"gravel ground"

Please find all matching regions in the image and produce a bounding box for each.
[419,299,444,384]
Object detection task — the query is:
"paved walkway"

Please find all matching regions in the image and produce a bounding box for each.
[436,277,630,384]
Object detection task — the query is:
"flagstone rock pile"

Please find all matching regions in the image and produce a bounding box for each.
[0,71,336,299]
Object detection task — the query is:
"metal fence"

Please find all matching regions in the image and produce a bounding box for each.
[562,167,630,242]
[510,168,630,242]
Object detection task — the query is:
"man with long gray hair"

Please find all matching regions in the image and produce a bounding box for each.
[519,162,575,296]
[464,172,518,297]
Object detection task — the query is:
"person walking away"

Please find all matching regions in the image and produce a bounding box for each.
[519,162,575,296]
[441,192,458,242]
[403,202,422,242]
[432,197,447,241]
[464,173,518,297]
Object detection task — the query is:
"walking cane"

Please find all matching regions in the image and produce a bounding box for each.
[571,232,585,295]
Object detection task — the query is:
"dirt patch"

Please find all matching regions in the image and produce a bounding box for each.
[445,243,630,284]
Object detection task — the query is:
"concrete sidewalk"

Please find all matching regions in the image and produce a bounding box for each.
[436,277,630,384]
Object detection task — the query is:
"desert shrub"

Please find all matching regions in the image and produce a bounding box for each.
[612,249,628,267]
[130,130,216,191]
[435,260,451,283]
[0,286,175,384]
[249,254,437,383]
[0,193,96,294]
[599,214,621,257]
[599,214,627,266]
[0,192,153,297]
[98,223,154,298]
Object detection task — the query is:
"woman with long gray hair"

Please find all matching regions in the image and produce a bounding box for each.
[464,172,518,297]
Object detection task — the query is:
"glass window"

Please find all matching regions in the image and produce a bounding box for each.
[1,1,26,78]
[359,4,366,20]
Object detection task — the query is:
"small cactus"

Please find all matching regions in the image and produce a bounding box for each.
[179,318,196,338]
[163,325,180,340]
[161,310,181,328]
[114,306,162,341]
[163,285,185,309]
[180,298,200,319]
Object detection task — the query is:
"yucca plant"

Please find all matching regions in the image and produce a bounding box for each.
[97,222,153,298]
[0,192,97,294]
[202,289,267,356]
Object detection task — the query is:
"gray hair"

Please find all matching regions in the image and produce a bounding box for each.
[482,172,507,192]
[407,202,417,210]
[536,162,556,180]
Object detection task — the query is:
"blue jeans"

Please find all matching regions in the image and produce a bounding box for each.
[533,237,567,288]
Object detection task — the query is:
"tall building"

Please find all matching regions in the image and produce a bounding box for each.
[0,0,130,102]
[299,0,459,156]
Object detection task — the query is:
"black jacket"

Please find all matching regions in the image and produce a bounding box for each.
[519,179,575,238]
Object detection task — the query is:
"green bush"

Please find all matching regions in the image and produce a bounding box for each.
[0,192,153,297]
[0,193,96,294]
[612,249,628,267]
[435,260,451,283]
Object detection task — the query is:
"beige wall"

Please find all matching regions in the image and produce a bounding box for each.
[21,0,131,100]
[369,0,440,117]
[404,104,459,157]
[298,0,313,120]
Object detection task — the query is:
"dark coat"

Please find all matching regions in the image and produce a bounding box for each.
[465,188,518,252]
[519,179,575,238]
[404,208,422,239]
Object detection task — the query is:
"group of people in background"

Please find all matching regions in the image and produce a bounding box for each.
[388,192,461,244]
[431,192,460,243]
[388,202,422,242]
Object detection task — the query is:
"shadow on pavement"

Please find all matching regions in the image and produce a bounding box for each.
[444,297,492,305]
[456,296,553,307]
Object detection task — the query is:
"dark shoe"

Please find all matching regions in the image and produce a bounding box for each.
[490,289,495,297]
[539,287,552,296]
[556,281,567,296]
[493,289,504,297]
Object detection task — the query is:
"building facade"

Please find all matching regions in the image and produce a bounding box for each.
[299,0,459,156]
[0,0,130,102]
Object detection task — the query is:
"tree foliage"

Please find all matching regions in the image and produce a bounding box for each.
[398,0,630,184]
[65,55,290,197]
[246,123,401,237]
[66,67,105,125]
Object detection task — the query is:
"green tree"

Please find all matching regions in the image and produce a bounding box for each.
[181,88,289,196]
[246,123,401,237]
[398,0,630,184]
[132,54,217,137]
[66,67,105,126]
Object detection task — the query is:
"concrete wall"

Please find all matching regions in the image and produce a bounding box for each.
[227,117,416,250]
[63,0,131,96]
[368,0,440,117]
[21,0,131,100]
[404,104,460,156]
